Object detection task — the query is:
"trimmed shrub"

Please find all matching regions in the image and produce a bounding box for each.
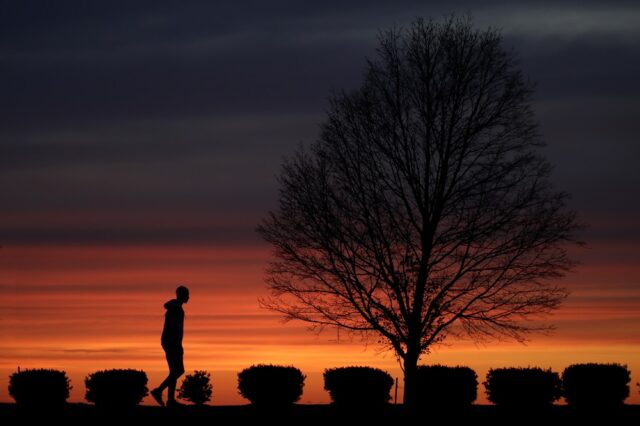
[178,370,213,405]
[237,364,305,406]
[323,366,393,406]
[562,363,630,407]
[484,367,562,406]
[416,365,477,407]
[85,369,148,407]
[8,368,71,407]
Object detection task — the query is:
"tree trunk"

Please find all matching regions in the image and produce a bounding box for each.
[402,348,421,409]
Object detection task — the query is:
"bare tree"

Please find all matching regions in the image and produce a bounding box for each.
[257,16,582,406]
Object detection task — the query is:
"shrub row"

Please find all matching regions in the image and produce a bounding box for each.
[562,363,631,407]
[8,369,71,408]
[484,367,562,406]
[85,369,148,407]
[178,370,213,405]
[238,364,305,406]
[485,364,631,407]
[324,366,393,406]
[7,363,633,407]
[416,365,478,407]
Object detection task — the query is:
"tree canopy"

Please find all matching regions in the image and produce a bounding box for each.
[258,16,582,405]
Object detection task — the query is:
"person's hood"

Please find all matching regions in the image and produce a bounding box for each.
[164,299,180,310]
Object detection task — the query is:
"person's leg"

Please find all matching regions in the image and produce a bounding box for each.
[167,377,177,403]
[151,346,174,406]
[166,346,185,405]
[157,375,172,391]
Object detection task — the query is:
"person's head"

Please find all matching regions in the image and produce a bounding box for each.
[176,285,190,304]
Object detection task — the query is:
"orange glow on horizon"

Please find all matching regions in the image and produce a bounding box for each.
[1,243,639,405]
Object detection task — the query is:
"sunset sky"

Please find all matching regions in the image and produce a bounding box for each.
[1,1,639,405]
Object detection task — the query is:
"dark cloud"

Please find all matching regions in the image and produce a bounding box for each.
[0,41,365,126]
[1,1,639,245]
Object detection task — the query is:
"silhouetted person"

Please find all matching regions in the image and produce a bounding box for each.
[151,285,189,407]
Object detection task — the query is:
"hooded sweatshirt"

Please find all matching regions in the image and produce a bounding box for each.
[161,299,184,347]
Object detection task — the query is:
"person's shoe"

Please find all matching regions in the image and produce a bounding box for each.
[150,388,164,407]
[166,399,185,409]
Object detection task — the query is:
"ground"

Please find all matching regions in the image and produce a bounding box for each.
[1,403,639,425]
